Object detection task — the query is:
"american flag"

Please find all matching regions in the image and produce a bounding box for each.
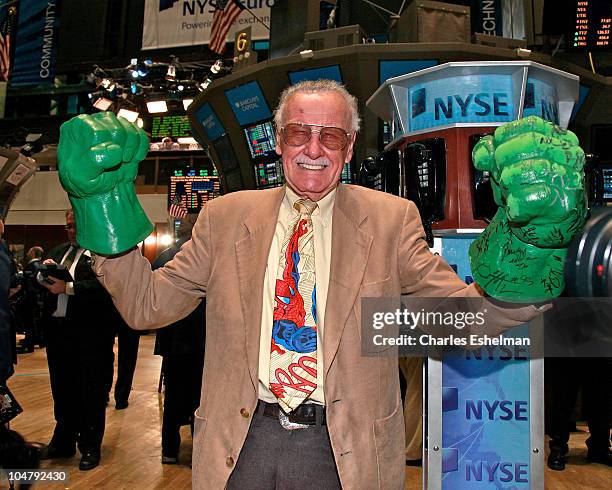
[169,195,188,219]
[0,6,14,82]
[209,0,245,55]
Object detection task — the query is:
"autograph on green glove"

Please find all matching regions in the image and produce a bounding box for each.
[58,112,153,255]
[469,116,587,302]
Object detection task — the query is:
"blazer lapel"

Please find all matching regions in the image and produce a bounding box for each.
[235,187,285,390]
[323,185,372,379]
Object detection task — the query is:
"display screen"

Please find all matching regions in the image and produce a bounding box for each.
[194,102,225,141]
[212,135,240,172]
[224,81,272,126]
[254,159,284,188]
[570,0,612,49]
[244,121,276,159]
[168,168,220,213]
[603,167,612,200]
[288,65,342,85]
[150,114,192,140]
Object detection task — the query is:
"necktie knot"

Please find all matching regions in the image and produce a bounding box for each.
[294,199,317,216]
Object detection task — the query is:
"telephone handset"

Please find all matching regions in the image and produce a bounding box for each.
[404,138,446,245]
[469,133,497,222]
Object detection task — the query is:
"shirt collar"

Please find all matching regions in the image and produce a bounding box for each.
[284,185,336,227]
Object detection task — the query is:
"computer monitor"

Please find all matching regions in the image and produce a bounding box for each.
[168,168,220,213]
[244,121,277,159]
[254,159,284,189]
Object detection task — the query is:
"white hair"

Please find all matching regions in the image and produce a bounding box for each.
[274,79,361,133]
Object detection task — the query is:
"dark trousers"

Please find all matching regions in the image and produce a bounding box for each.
[161,354,203,456]
[547,357,612,452]
[113,323,140,404]
[45,318,114,453]
[226,402,341,490]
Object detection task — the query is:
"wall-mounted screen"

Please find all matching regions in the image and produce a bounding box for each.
[149,114,192,140]
[254,159,284,189]
[168,168,220,213]
[569,0,612,50]
[194,102,225,141]
[212,135,240,173]
[225,81,272,126]
[288,65,342,85]
[244,121,277,159]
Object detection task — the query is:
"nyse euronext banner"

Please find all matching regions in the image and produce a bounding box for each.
[143,0,274,50]
[11,0,60,86]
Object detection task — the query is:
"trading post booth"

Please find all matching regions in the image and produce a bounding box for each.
[367,61,579,490]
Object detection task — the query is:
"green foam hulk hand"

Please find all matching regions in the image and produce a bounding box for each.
[468,116,587,302]
[58,112,153,255]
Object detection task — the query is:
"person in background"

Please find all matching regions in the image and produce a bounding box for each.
[39,210,115,471]
[15,246,45,353]
[152,215,205,464]
[0,219,15,386]
[110,314,141,410]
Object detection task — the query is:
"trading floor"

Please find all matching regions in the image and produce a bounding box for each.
[2,334,609,489]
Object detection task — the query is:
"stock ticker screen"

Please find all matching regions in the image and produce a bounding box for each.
[168,168,220,212]
[571,0,612,49]
[244,121,276,159]
[254,159,284,188]
[151,114,192,140]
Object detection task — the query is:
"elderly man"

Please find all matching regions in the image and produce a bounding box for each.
[56,80,585,489]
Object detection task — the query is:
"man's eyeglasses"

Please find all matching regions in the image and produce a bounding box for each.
[280,123,351,151]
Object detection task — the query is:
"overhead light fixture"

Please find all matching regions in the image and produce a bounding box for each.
[177,84,184,91]
[177,137,197,145]
[93,97,113,111]
[182,98,193,110]
[117,108,139,123]
[210,60,223,75]
[197,78,212,92]
[146,100,168,113]
[100,78,116,92]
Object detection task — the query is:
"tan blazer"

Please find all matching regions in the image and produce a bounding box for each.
[93,184,537,489]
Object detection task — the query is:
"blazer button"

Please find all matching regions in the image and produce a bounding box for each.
[240,408,249,418]
[226,456,234,467]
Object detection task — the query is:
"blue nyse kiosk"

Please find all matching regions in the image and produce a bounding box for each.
[367,61,580,490]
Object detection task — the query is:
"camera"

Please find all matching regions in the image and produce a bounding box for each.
[565,207,612,297]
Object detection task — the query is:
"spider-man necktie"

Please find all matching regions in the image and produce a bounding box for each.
[269,199,318,412]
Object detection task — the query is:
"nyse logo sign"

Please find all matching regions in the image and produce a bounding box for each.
[408,74,515,131]
[466,460,529,483]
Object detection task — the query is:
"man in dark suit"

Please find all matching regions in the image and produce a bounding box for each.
[40,210,115,471]
[0,219,14,386]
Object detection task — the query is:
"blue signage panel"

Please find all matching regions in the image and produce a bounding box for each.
[289,65,342,84]
[11,0,61,86]
[379,60,437,85]
[408,74,515,132]
[225,81,272,126]
[523,78,559,124]
[194,103,225,141]
[440,237,531,489]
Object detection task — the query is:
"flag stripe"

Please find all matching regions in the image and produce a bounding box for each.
[209,0,244,55]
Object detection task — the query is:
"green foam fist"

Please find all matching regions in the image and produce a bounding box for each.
[58,112,154,255]
[469,116,587,302]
